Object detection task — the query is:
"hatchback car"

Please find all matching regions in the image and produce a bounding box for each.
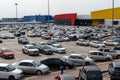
[0,63,23,80]
[12,60,49,75]
[108,62,120,80]
[63,54,94,66]
[79,65,103,80]
[89,51,112,61]
[89,41,106,48]
[0,48,14,59]
[41,57,74,70]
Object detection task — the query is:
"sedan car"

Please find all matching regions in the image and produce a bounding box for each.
[12,60,49,75]
[63,54,94,66]
[103,40,119,46]
[50,44,66,54]
[37,45,53,55]
[0,63,23,80]
[76,39,89,46]
[18,36,29,44]
[0,48,14,59]
[22,45,39,56]
[89,41,106,48]
[41,57,74,70]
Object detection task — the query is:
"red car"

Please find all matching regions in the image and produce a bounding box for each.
[0,48,14,59]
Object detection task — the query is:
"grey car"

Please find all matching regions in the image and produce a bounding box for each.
[108,62,120,80]
[79,65,103,80]
[89,51,112,61]
[63,54,94,66]
[12,60,49,75]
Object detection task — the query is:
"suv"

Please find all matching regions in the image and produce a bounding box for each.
[108,62,120,80]
[99,48,120,59]
[89,51,112,61]
[0,63,23,80]
[79,65,103,80]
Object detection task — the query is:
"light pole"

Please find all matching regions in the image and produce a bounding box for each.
[15,3,18,22]
[47,0,50,27]
[111,0,114,35]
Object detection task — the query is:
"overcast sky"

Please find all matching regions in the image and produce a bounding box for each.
[0,0,120,19]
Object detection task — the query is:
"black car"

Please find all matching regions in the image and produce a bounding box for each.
[41,57,74,70]
[79,65,103,80]
[18,36,29,44]
[37,45,53,55]
[108,62,120,80]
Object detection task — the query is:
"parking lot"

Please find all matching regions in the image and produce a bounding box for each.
[0,33,119,80]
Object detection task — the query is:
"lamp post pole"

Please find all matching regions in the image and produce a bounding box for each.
[15,3,18,23]
[111,0,114,35]
[47,0,50,28]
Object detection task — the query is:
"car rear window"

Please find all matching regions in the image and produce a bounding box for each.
[87,71,102,80]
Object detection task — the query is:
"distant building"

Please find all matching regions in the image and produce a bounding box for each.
[22,15,54,23]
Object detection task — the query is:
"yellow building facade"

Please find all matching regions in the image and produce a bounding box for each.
[91,7,120,26]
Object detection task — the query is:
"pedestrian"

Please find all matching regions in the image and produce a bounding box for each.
[60,65,64,74]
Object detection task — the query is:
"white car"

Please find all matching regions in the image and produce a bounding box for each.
[89,41,106,48]
[22,44,39,56]
[50,44,66,53]
[0,63,23,80]
[12,60,49,75]
[103,40,119,46]
[63,54,94,66]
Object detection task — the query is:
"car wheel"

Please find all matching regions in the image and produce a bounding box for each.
[117,55,120,59]
[9,76,15,80]
[22,49,25,54]
[64,66,69,70]
[106,58,110,61]
[85,62,90,65]
[36,70,42,75]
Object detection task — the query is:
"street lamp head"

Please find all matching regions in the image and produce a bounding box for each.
[15,3,18,5]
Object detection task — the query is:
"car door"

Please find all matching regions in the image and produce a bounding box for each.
[90,52,98,61]
[69,56,84,65]
[0,67,9,79]
[97,52,106,60]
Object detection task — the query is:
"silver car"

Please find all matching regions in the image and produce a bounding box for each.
[12,60,49,75]
[0,63,23,80]
[89,51,112,61]
[63,54,94,66]
[89,41,106,48]
[22,44,39,56]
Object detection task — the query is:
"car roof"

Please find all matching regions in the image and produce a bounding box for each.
[60,74,75,80]
[83,66,100,72]
[20,60,34,63]
[89,50,101,53]
[70,53,82,56]
[0,63,9,67]
[24,44,34,47]
[1,48,9,50]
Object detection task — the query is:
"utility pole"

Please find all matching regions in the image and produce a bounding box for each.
[15,3,18,23]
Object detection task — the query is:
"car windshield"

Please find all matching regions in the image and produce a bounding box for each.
[56,45,63,48]
[3,49,12,52]
[96,41,103,44]
[42,46,50,49]
[28,46,36,49]
[5,64,15,71]
[32,61,41,67]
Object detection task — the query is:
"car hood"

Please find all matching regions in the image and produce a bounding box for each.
[28,49,39,51]
[57,48,65,50]
[11,68,22,74]
[4,52,14,55]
